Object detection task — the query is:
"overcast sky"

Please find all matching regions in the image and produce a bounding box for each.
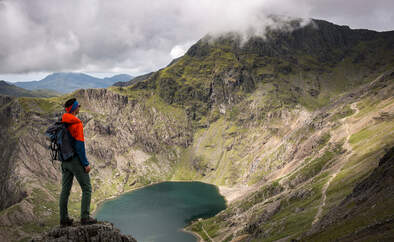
[1,0,393,82]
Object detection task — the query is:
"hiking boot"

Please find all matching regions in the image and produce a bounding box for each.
[81,216,97,225]
[60,217,73,227]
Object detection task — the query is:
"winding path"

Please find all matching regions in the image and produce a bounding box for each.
[199,219,214,242]
[312,103,359,225]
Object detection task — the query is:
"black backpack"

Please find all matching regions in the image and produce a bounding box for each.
[45,121,75,162]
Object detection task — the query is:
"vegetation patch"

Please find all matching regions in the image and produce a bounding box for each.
[304,199,394,241]
[349,121,394,153]
[329,105,355,121]
[317,132,331,151]
[249,178,326,241]
[324,146,388,215]
[288,149,339,187]
[188,216,223,242]
[298,93,331,111]
[18,97,62,114]
[236,181,283,213]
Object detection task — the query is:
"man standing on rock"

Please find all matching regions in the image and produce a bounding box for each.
[60,98,97,226]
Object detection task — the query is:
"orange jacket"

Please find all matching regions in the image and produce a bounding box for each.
[62,113,89,167]
[62,113,84,142]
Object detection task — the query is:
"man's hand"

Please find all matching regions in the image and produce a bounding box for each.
[84,165,91,173]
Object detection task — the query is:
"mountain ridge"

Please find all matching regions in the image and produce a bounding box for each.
[13,72,133,94]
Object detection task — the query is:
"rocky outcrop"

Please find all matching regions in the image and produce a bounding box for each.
[0,97,27,211]
[0,95,14,105]
[31,222,137,242]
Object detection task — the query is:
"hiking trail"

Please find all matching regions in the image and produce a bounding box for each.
[312,102,359,225]
[200,220,214,242]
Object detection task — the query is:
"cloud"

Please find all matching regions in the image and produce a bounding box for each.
[170,41,195,59]
[0,0,393,76]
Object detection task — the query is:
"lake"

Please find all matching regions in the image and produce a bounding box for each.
[95,181,227,242]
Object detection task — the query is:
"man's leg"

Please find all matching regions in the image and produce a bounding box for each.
[71,157,92,220]
[59,163,73,222]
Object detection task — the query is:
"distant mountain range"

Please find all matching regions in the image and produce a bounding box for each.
[0,80,61,97]
[13,72,133,94]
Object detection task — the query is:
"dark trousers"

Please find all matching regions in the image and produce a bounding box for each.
[59,156,92,221]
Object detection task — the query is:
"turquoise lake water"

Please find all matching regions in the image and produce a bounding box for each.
[95,181,227,242]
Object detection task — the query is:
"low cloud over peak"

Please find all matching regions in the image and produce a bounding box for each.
[0,0,393,76]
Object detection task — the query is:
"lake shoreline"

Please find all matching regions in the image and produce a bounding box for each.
[93,180,228,242]
[92,179,237,216]
[182,227,204,242]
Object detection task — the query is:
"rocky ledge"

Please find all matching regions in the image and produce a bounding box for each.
[31,222,137,242]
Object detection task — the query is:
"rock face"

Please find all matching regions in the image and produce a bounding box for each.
[31,222,137,242]
[0,96,27,211]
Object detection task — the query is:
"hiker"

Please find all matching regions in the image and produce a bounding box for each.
[59,98,97,226]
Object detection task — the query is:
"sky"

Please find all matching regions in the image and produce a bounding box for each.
[1,0,393,82]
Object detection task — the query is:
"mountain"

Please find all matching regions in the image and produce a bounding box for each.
[14,72,133,94]
[0,80,61,97]
[0,18,393,241]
